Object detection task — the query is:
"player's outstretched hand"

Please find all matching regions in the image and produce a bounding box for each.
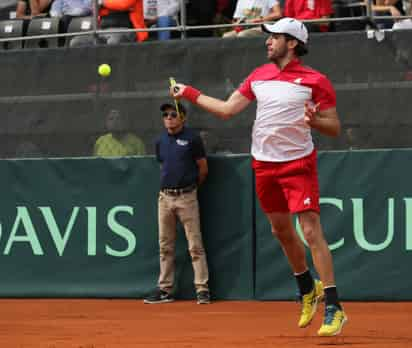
[304,101,319,127]
[170,83,186,99]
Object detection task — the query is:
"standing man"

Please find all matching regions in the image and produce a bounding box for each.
[144,102,211,305]
[170,18,347,335]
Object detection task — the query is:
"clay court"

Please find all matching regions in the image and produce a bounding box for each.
[2,300,411,348]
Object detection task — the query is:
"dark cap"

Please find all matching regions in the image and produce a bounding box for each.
[160,102,187,116]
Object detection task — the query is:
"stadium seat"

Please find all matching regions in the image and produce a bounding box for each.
[0,4,16,21]
[25,17,60,49]
[0,19,24,50]
[65,16,93,47]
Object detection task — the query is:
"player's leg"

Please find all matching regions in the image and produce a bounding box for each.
[272,150,327,328]
[281,150,347,335]
[297,211,335,286]
[266,211,323,328]
[266,211,308,274]
[298,211,347,336]
[176,190,210,304]
[144,192,176,303]
[254,162,319,327]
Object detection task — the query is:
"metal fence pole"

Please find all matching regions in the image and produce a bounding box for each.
[179,0,186,39]
[365,0,374,27]
[92,0,99,42]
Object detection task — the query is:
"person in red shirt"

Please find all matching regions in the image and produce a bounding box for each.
[99,0,148,42]
[283,0,333,32]
[169,18,347,337]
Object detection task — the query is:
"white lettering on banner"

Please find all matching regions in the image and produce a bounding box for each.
[0,199,411,255]
[404,198,412,250]
[0,206,136,257]
[296,197,412,251]
[4,207,44,255]
[352,198,394,251]
[106,206,136,257]
[39,206,79,256]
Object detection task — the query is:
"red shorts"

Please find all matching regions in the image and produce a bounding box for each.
[252,150,320,214]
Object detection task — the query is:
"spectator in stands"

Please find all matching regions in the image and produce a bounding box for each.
[50,0,92,17]
[223,0,282,38]
[213,0,237,36]
[216,0,237,19]
[186,0,217,37]
[143,0,157,28]
[16,0,52,19]
[98,0,148,44]
[391,0,412,28]
[94,109,146,157]
[49,0,93,45]
[283,0,333,32]
[143,0,180,40]
[371,0,408,29]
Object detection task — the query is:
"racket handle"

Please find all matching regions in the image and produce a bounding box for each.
[169,77,180,94]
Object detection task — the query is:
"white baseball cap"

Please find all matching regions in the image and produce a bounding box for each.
[262,17,309,45]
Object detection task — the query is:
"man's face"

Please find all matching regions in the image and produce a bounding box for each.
[106,110,126,132]
[162,107,184,130]
[265,33,291,63]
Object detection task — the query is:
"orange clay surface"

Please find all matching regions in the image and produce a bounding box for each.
[1,300,411,348]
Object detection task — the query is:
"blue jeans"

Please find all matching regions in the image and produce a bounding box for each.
[157,16,176,40]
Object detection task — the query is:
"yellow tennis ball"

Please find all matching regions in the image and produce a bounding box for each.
[98,64,111,77]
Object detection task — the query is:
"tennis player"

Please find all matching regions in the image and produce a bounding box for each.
[170,17,347,336]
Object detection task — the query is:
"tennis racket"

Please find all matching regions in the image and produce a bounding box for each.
[169,77,181,117]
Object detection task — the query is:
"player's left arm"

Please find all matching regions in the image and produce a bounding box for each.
[306,75,341,137]
[304,103,341,137]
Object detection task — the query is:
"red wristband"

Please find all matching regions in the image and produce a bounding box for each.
[182,86,201,104]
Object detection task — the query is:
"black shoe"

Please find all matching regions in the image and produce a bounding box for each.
[143,289,174,304]
[197,290,211,304]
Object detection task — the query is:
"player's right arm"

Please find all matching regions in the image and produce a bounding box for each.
[171,85,251,120]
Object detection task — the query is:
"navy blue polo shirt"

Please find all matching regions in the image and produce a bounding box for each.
[155,127,206,189]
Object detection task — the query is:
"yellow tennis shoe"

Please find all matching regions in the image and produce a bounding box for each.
[318,304,348,336]
[298,279,324,328]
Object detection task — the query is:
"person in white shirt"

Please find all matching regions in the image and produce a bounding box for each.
[223,0,282,38]
[144,0,179,40]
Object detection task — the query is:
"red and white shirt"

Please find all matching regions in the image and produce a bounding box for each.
[238,59,336,162]
[284,0,333,21]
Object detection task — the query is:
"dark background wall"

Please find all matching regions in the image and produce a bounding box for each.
[0,30,411,158]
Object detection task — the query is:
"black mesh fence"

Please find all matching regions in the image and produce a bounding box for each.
[0,30,412,158]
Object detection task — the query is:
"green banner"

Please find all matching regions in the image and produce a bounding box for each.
[1,150,411,300]
[0,156,254,299]
[255,149,412,300]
